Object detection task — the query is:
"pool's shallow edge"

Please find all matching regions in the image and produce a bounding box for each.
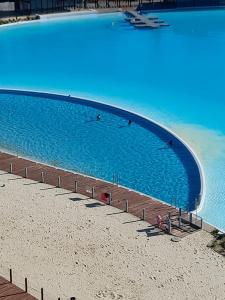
[0,88,204,211]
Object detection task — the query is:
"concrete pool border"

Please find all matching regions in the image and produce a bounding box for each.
[0,88,204,212]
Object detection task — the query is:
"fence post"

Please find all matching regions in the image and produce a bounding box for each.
[9,163,13,174]
[9,269,12,283]
[142,208,146,221]
[125,200,128,212]
[91,187,95,199]
[168,215,172,234]
[25,167,28,178]
[74,181,78,193]
[25,278,27,292]
[178,216,181,228]
[41,288,44,300]
[189,213,193,224]
[57,176,61,188]
[109,193,112,205]
[200,217,203,229]
[41,172,44,183]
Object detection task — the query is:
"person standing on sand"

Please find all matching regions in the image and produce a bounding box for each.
[156,215,163,229]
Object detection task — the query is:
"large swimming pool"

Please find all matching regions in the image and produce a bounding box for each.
[0,9,225,230]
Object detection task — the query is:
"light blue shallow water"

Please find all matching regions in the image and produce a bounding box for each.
[0,9,224,229]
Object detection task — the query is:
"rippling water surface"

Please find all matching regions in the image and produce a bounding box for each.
[0,92,200,210]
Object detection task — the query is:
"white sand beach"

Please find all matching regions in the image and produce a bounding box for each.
[0,171,224,300]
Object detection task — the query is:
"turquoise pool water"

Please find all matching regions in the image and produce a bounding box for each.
[0,9,224,229]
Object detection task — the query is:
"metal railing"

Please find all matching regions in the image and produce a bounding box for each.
[1,0,225,18]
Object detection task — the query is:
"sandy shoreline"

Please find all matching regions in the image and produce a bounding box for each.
[0,171,224,300]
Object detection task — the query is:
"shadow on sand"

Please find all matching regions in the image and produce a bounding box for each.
[137,225,164,237]
[85,202,104,208]
[69,197,91,202]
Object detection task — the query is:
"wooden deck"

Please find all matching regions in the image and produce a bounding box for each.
[0,151,178,227]
[0,276,36,300]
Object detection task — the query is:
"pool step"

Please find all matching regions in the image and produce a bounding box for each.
[124,10,169,29]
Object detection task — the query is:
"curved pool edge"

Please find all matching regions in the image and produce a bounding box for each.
[0,88,204,211]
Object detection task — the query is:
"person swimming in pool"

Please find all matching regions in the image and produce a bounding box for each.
[96,114,101,121]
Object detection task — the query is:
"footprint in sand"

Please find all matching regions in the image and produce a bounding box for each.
[96,290,123,299]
